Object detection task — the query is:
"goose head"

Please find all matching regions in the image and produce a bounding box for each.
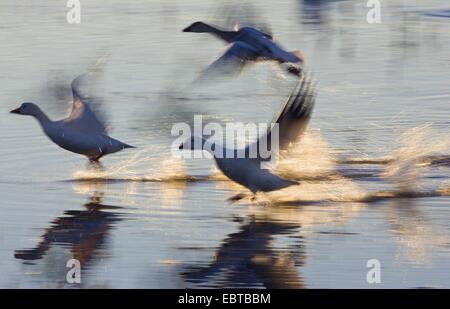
[10,102,42,117]
[183,21,212,33]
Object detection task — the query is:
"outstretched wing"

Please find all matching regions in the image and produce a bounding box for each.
[202,41,259,77]
[65,74,108,134]
[251,74,317,161]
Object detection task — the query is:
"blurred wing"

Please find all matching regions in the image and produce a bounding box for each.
[204,42,259,76]
[221,41,260,60]
[66,74,108,134]
[255,74,316,157]
[216,2,273,39]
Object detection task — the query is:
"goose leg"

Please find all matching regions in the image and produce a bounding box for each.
[89,151,105,163]
[88,158,104,170]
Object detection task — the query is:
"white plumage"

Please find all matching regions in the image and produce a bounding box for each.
[183,22,305,77]
[10,75,135,162]
[179,75,316,196]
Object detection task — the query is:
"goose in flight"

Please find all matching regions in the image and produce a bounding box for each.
[183,21,305,77]
[179,75,316,198]
[10,74,135,162]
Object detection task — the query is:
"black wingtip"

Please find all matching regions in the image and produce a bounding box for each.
[290,73,316,119]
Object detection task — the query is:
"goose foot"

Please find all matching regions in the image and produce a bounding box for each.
[287,65,302,77]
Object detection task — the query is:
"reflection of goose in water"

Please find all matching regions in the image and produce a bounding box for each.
[14,190,122,268]
[423,9,450,19]
[182,218,305,288]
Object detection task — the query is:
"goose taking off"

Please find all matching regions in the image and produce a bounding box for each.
[179,75,316,198]
[183,21,305,77]
[10,74,135,162]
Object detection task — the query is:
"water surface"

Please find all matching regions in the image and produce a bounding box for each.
[0,0,450,288]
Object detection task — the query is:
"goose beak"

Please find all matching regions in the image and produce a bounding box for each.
[10,107,21,114]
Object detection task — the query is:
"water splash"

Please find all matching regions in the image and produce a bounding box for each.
[277,129,338,180]
[225,126,450,205]
[72,147,194,182]
[382,125,450,192]
[264,180,362,204]
[71,126,450,207]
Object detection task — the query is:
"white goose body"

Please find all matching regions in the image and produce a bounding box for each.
[231,27,302,63]
[215,156,297,193]
[42,120,131,159]
[10,75,134,161]
[180,76,316,194]
[183,22,304,76]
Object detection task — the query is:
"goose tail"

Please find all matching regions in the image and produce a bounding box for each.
[122,143,136,149]
[279,179,299,189]
[266,177,299,192]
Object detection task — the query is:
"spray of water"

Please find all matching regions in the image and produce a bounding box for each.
[277,129,338,180]
[226,126,450,204]
[73,146,192,182]
[70,126,450,206]
[382,125,450,193]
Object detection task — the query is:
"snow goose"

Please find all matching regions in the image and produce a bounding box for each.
[10,74,135,162]
[183,21,305,77]
[179,75,316,198]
